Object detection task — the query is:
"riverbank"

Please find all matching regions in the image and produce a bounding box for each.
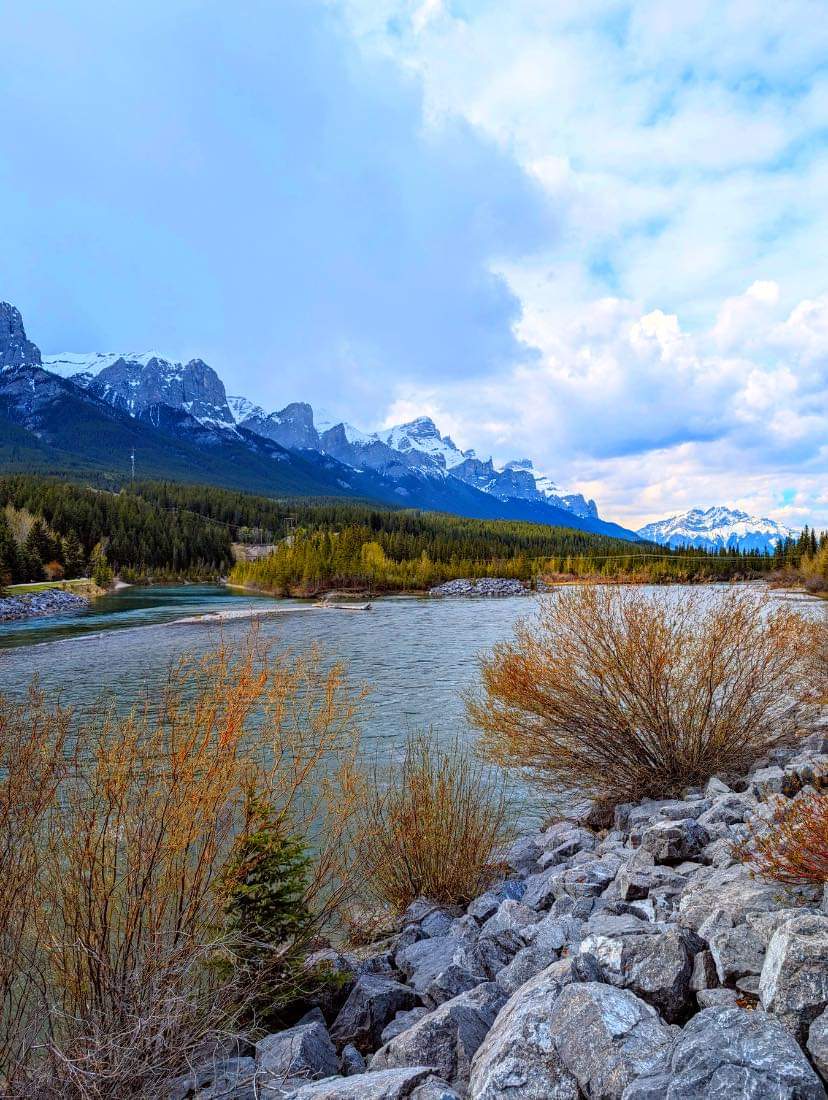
[183,722,828,1098]
[0,582,103,622]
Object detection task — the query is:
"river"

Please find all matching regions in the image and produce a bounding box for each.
[0,583,823,761]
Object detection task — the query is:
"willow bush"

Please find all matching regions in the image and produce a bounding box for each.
[0,633,366,1099]
[356,733,512,913]
[468,586,821,807]
[736,791,828,887]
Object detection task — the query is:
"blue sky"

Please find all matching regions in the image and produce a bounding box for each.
[1,0,827,528]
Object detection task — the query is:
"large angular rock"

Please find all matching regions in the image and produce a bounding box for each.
[759,913,828,1038]
[622,1006,827,1099]
[496,914,582,994]
[468,961,578,1099]
[371,982,507,1088]
[396,935,487,1007]
[577,926,698,1022]
[169,1056,257,1100]
[381,1007,431,1045]
[639,819,710,863]
[330,974,420,1051]
[808,1007,828,1082]
[547,982,676,1097]
[707,921,766,984]
[256,1019,338,1087]
[679,865,800,931]
[480,900,539,938]
[283,1067,441,1099]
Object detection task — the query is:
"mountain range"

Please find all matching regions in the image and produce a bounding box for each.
[1,302,636,539]
[637,507,794,553]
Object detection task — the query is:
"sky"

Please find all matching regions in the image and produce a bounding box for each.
[1,0,826,530]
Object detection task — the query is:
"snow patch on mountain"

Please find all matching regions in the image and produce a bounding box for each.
[637,506,794,552]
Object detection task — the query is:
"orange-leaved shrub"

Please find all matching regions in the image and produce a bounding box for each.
[468,586,821,807]
[355,733,512,914]
[0,632,366,1099]
[736,790,828,886]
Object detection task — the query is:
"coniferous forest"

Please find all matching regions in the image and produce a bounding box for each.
[2,474,823,595]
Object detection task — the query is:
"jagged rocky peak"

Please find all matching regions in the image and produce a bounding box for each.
[44,349,236,429]
[638,505,794,553]
[0,302,42,369]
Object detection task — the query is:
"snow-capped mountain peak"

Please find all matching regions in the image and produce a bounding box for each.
[637,506,794,552]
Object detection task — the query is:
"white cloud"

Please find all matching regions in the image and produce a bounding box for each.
[337,1,828,529]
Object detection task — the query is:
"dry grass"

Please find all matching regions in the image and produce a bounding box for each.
[736,791,828,886]
[0,632,366,1098]
[356,733,512,914]
[468,586,821,807]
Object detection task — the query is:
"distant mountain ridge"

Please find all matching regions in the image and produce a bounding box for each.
[1,301,637,538]
[637,506,794,552]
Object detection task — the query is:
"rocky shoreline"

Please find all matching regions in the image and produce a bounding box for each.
[172,724,828,1099]
[428,578,528,598]
[0,588,90,622]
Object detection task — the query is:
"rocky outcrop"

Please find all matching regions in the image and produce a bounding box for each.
[0,302,42,368]
[186,736,828,1099]
[428,579,528,598]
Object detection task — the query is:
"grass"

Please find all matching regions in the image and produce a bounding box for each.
[6,578,97,594]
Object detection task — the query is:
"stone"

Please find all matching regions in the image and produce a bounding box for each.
[759,913,828,1039]
[479,899,540,938]
[708,923,766,983]
[340,1045,365,1076]
[395,934,487,1007]
[548,982,676,1098]
[467,880,526,922]
[381,1007,430,1045]
[283,1067,438,1099]
[697,794,755,828]
[468,961,578,1099]
[639,819,710,863]
[499,835,542,874]
[615,864,686,902]
[169,1056,257,1100]
[371,982,507,1088]
[401,900,458,939]
[577,926,697,1022]
[696,988,741,1009]
[256,1020,338,1088]
[807,1007,828,1082]
[330,974,420,1051]
[749,765,786,799]
[471,928,524,979]
[705,777,732,797]
[409,1080,463,1100]
[622,1006,827,1100]
[679,864,799,931]
[690,949,718,992]
[522,866,564,910]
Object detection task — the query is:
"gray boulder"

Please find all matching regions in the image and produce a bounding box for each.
[410,1081,463,1100]
[330,974,420,1051]
[808,1007,828,1082]
[256,1019,338,1089]
[622,1006,827,1099]
[168,1056,257,1100]
[759,913,828,1039]
[639,819,710,863]
[679,865,800,931]
[396,935,487,1007]
[468,961,578,1099]
[381,1007,431,1045]
[548,982,676,1097]
[496,914,582,994]
[339,1045,365,1076]
[480,900,540,938]
[371,982,507,1088]
[577,926,698,1022]
[708,923,766,984]
[283,1067,441,1099]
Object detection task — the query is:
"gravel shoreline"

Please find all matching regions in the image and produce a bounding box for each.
[0,589,90,622]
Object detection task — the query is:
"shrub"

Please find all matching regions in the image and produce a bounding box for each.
[468,586,820,807]
[356,733,512,913]
[0,633,366,1097]
[736,791,828,886]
